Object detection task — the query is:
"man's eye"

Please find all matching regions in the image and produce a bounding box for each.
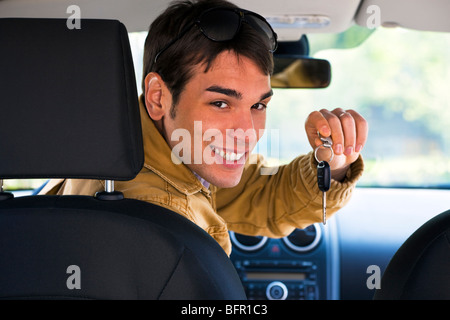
[211,101,228,109]
[252,103,267,111]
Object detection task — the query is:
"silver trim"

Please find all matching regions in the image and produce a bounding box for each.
[282,223,322,252]
[105,180,114,193]
[229,231,268,252]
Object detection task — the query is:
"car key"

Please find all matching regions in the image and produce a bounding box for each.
[317,160,331,225]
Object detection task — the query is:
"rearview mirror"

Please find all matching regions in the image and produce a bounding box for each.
[271,37,331,89]
[271,57,331,88]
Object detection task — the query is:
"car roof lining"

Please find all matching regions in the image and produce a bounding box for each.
[0,0,449,39]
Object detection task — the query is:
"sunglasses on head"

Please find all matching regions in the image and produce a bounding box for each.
[152,7,278,67]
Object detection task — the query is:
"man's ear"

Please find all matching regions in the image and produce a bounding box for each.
[144,72,168,121]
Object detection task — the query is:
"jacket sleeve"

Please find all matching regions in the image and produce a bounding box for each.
[214,151,364,238]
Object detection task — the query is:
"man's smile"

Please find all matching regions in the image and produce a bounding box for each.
[209,145,246,161]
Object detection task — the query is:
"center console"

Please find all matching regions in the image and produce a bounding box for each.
[229,222,339,300]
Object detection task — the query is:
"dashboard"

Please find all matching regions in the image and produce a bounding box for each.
[229,187,450,300]
[230,221,338,300]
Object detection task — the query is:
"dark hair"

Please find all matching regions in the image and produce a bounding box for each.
[142,0,274,117]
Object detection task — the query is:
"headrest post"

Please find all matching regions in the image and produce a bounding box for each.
[105,180,114,193]
[95,180,123,201]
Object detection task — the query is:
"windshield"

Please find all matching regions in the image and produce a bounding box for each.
[262,27,450,189]
[4,27,450,192]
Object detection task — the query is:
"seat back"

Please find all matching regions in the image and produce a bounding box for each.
[0,18,246,300]
[374,209,450,300]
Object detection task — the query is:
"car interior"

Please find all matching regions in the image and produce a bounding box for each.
[0,0,449,301]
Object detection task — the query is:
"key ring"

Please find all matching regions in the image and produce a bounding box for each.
[314,131,334,163]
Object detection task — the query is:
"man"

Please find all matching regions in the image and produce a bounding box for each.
[42,0,368,255]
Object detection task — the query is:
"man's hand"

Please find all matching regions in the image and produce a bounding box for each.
[305,108,368,181]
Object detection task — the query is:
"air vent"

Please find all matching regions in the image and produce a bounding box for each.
[282,224,321,252]
[230,231,268,252]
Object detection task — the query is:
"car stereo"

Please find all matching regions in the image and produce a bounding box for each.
[229,224,327,300]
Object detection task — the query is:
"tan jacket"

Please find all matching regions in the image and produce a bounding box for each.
[41,96,364,255]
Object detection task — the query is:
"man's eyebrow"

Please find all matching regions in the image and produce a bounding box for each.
[206,85,242,99]
[206,86,273,102]
[260,89,273,101]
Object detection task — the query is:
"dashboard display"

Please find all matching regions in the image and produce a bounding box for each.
[246,272,306,281]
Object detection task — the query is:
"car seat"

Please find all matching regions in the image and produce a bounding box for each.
[373,209,450,299]
[0,18,246,300]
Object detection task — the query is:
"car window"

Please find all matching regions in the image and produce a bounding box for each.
[262,27,450,189]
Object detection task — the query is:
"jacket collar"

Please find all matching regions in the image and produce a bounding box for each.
[139,95,207,195]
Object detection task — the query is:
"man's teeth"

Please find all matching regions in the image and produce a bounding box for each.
[210,146,244,161]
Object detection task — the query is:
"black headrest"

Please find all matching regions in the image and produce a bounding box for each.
[0,18,143,181]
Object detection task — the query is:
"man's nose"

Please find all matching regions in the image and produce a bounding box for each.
[227,110,258,146]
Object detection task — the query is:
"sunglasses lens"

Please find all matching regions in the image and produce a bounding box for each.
[246,14,277,51]
[155,8,277,66]
[199,9,240,41]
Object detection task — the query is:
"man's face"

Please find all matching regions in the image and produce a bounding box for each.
[161,51,272,188]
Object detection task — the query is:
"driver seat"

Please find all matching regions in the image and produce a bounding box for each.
[0,18,246,300]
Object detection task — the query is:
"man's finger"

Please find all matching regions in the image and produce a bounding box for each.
[331,109,356,156]
[347,109,369,153]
